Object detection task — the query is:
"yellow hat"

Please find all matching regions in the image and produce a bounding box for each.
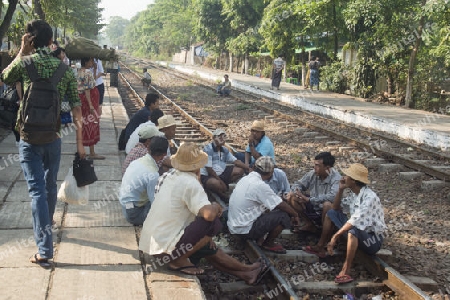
[171,142,208,171]
[158,115,176,130]
[251,120,264,131]
[341,163,370,184]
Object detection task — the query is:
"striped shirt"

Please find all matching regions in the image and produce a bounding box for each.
[200,142,236,176]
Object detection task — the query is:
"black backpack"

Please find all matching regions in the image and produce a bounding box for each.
[19,59,68,145]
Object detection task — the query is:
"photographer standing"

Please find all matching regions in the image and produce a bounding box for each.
[1,20,85,268]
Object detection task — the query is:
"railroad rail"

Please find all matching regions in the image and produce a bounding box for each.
[117,60,437,300]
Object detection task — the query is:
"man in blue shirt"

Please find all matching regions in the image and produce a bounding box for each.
[265,167,290,197]
[120,136,168,225]
[235,120,275,168]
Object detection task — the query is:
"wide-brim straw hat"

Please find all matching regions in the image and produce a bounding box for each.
[341,163,370,184]
[171,142,208,171]
[158,115,176,130]
[251,120,264,131]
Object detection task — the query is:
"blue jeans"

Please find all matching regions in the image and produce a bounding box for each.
[121,201,151,226]
[327,209,383,255]
[19,138,61,259]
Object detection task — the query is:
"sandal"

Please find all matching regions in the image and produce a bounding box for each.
[334,274,354,284]
[302,245,326,258]
[29,253,52,269]
[262,243,287,254]
[88,154,105,160]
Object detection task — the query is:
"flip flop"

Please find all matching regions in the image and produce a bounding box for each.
[168,265,204,275]
[253,261,270,285]
[334,274,354,284]
[302,246,326,258]
[262,244,287,254]
[29,253,52,269]
[89,154,105,160]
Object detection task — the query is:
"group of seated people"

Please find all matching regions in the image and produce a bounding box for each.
[119,103,388,285]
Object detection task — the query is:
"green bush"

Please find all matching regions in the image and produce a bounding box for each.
[320,61,349,94]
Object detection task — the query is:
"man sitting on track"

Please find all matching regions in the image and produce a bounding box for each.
[139,142,269,284]
[125,108,164,154]
[286,152,341,233]
[119,136,168,225]
[303,163,387,284]
[118,92,160,150]
[235,120,275,168]
[200,128,248,201]
[264,167,291,198]
[157,115,177,173]
[227,156,300,254]
[122,125,161,174]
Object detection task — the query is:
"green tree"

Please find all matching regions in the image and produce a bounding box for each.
[0,0,20,44]
[221,0,266,73]
[105,16,129,48]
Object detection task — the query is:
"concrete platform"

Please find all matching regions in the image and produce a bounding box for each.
[0,82,206,299]
[49,265,147,300]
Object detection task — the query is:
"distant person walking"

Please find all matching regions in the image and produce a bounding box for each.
[309,57,320,91]
[271,55,284,90]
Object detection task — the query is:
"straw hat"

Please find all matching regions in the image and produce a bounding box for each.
[158,115,176,130]
[251,120,265,131]
[138,125,160,139]
[341,163,370,184]
[254,156,275,173]
[212,128,226,137]
[171,142,208,171]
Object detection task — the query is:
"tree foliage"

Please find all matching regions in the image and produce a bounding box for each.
[105,16,129,48]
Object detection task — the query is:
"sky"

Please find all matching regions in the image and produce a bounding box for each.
[99,0,154,23]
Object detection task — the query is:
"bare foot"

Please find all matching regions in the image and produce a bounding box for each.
[244,262,268,285]
[295,223,318,233]
[168,263,204,275]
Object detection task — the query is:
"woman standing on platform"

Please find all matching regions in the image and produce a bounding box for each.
[77,57,104,160]
[309,57,320,91]
[271,55,285,90]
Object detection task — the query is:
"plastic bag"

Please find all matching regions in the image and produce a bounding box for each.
[57,167,89,205]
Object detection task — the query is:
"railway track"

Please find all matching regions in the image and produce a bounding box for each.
[116,59,442,299]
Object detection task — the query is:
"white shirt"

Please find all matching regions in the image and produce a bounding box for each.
[139,170,211,255]
[125,121,158,154]
[93,59,104,86]
[227,172,282,235]
[341,186,388,235]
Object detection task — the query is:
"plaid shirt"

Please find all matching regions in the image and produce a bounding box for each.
[122,143,148,174]
[1,47,80,118]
